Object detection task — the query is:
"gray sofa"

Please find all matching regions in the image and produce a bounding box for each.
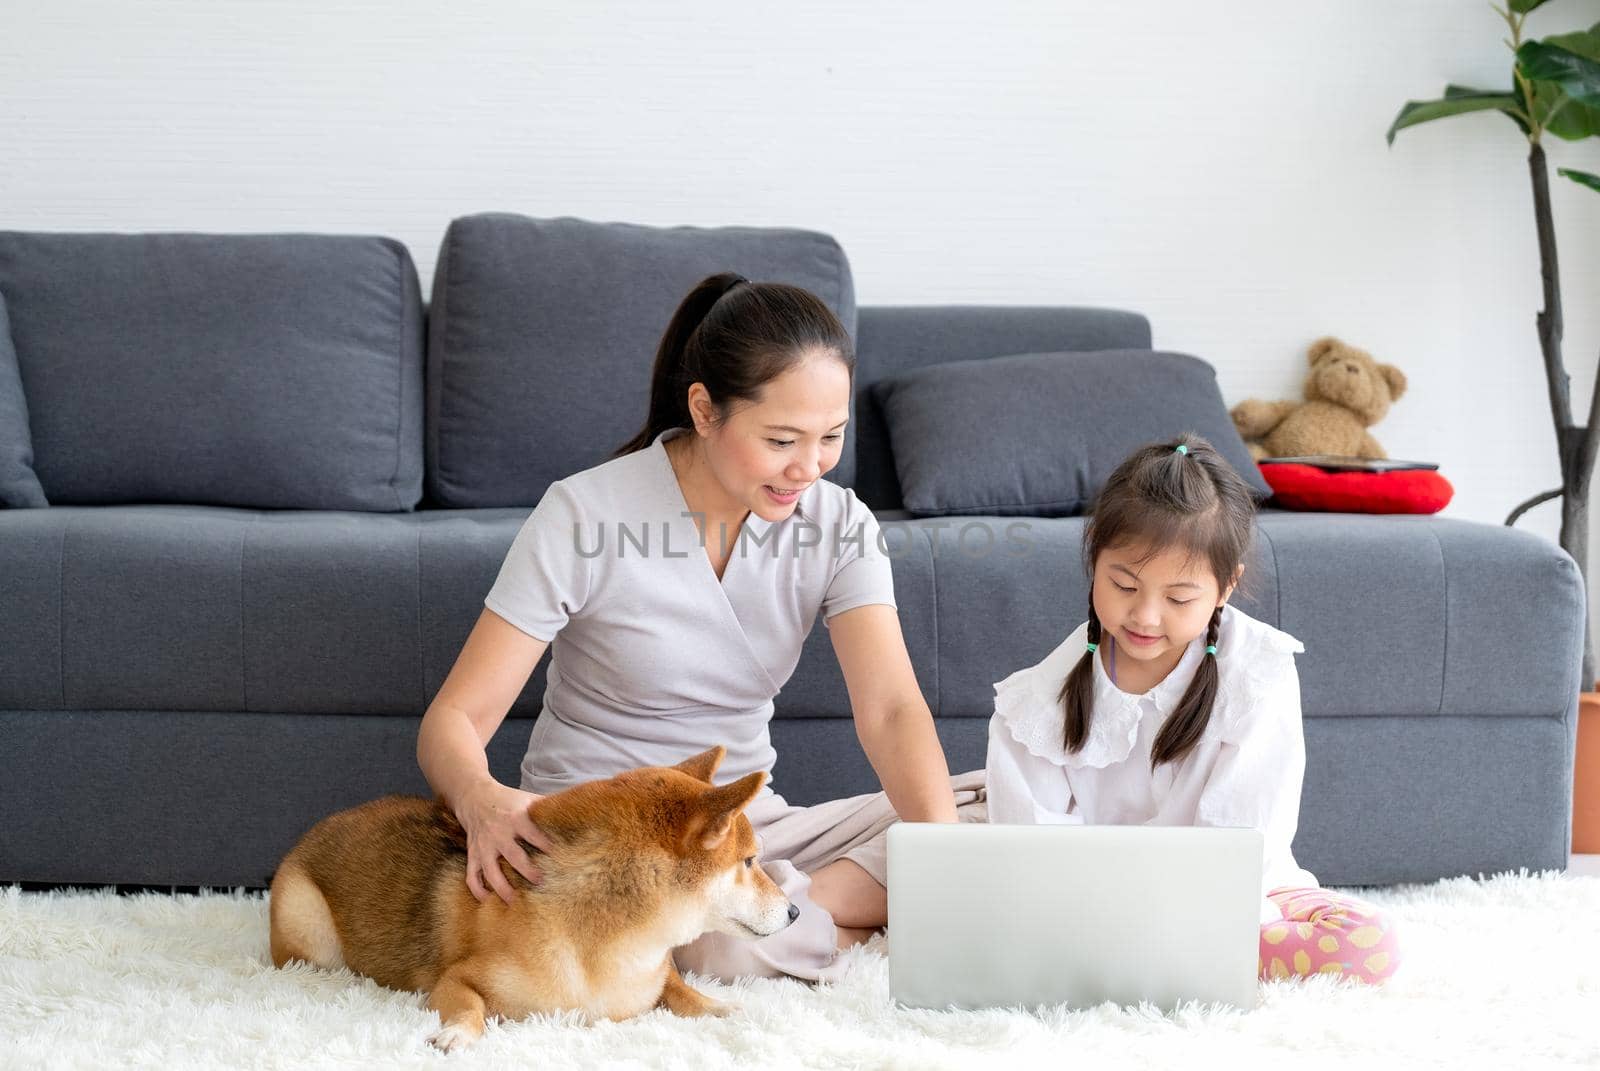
[0,216,1584,891]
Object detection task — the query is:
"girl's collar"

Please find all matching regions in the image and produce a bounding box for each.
[993,623,1206,771]
[1096,630,1206,709]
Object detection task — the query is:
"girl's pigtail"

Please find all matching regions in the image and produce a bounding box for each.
[1150,604,1223,768]
[1060,602,1102,753]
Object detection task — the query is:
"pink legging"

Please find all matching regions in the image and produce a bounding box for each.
[1258,886,1401,984]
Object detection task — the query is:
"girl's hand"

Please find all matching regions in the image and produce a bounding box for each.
[453,778,554,904]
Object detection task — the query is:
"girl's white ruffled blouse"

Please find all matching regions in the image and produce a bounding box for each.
[985,604,1318,922]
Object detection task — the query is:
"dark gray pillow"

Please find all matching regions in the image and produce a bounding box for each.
[0,291,48,508]
[0,231,424,511]
[871,349,1272,517]
[426,214,857,508]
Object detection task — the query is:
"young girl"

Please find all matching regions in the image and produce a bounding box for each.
[985,436,1401,985]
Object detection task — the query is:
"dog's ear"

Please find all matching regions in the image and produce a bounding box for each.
[672,746,726,784]
[686,770,766,851]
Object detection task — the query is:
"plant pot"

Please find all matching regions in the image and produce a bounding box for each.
[1576,691,1600,854]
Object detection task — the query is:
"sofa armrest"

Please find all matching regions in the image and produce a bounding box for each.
[1258,513,1584,718]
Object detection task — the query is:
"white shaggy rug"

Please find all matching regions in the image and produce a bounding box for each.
[4,871,1600,1071]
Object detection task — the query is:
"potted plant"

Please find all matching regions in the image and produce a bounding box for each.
[1387,2,1599,851]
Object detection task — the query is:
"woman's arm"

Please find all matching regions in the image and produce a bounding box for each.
[418,608,549,801]
[417,607,555,902]
[827,604,958,823]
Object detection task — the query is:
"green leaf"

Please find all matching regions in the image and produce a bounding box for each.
[1560,167,1600,193]
[1542,90,1600,139]
[1542,22,1600,61]
[1447,83,1533,135]
[1510,0,1550,11]
[1387,90,1525,145]
[1518,39,1600,108]
[1524,27,1600,141]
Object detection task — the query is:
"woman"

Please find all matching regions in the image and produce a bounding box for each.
[417,272,983,981]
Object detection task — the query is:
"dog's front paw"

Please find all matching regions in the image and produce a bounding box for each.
[426,1021,480,1053]
[662,988,739,1018]
[696,997,738,1019]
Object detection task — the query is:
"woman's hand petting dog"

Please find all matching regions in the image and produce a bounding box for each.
[455,777,554,903]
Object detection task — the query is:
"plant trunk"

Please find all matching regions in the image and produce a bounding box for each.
[1561,480,1595,691]
[1523,141,1597,690]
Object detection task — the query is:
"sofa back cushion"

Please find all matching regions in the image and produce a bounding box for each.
[870,349,1273,516]
[425,214,857,508]
[852,306,1154,510]
[0,232,424,511]
[0,291,48,508]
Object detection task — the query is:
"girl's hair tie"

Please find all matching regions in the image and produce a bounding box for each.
[1085,642,1099,654]
[1175,444,1190,455]
[1205,644,1217,655]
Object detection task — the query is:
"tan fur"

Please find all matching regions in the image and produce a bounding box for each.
[268,860,344,971]
[269,747,792,1049]
[1231,336,1409,461]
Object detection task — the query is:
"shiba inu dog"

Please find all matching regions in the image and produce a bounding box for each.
[269,746,795,1050]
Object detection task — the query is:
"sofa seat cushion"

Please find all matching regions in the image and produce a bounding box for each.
[0,232,425,511]
[0,503,941,721]
[792,512,1580,722]
[425,215,857,508]
[0,506,528,715]
[1,509,1578,733]
[869,349,1271,517]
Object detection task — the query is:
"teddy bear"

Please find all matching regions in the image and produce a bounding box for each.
[1230,337,1408,461]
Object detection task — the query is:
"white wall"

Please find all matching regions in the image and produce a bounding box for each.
[6,0,1600,643]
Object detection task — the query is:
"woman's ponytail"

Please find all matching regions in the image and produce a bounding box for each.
[614,272,749,457]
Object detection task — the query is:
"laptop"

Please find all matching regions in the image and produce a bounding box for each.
[886,823,1263,1011]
